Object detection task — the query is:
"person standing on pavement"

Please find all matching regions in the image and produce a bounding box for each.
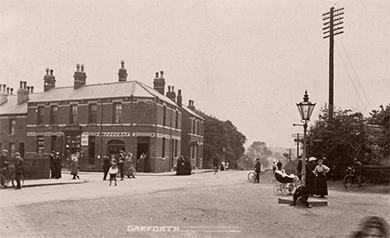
[53,152,62,179]
[213,155,220,175]
[306,157,317,196]
[70,155,79,179]
[49,150,56,178]
[14,152,24,190]
[102,155,110,180]
[254,158,261,183]
[184,156,192,175]
[0,149,10,170]
[277,160,283,171]
[313,157,330,198]
[126,152,136,179]
[108,159,118,186]
[117,150,125,180]
[176,156,185,175]
[297,157,303,181]
[353,159,365,188]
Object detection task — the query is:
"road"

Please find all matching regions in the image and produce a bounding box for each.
[0,170,389,238]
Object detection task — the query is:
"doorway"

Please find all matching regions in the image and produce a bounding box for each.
[107,140,125,158]
[136,137,150,172]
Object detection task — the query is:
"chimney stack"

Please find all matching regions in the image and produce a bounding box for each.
[74,64,87,89]
[118,60,128,82]
[43,68,56,92]
[7,87,9,94]
[153,71,165,95]
[188,100,196,111]
[177,89,182,107]
[10,88,13,94]
[0,84,8,104]
[166,85,176,102]
[31,86,34,93]
[17,81,29,105]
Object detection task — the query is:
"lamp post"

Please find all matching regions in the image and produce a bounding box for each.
[296,90,316,182]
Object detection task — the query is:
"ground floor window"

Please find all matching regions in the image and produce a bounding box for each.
[37,136,44,154]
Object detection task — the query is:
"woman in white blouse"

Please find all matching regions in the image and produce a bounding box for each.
[313,158,330,198]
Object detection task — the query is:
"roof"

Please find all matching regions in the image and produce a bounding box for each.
[182,104,204,120]
[29,80,176,106]
[0,93,40,115]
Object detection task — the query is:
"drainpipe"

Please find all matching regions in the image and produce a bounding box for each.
[99,99,103,160]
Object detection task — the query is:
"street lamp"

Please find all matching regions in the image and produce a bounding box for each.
[296,90,316,182]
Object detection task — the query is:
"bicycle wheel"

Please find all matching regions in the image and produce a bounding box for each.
[247,172,256,183]
[344,175,353,189]
[0,174,7,189]
[11,174,24,188]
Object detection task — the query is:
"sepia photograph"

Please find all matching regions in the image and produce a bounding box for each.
[0,0,389,237]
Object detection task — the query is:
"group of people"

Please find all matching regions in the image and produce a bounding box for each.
[175,155,192,175]
[212,154,230,175]
[303,156,331,198]
[0,149,24,189]
[102,150,136,186]
[50,150,80,180]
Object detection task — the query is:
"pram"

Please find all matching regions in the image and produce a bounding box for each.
[273,170,298,195]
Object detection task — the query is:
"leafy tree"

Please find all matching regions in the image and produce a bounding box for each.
[196,110,247,169]
[246,141,272,169]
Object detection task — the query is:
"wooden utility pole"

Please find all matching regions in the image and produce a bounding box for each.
[323,7,344,120]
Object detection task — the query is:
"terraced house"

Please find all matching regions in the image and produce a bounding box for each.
[0,61,204,175]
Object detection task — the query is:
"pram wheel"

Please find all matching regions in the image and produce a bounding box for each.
[273,185,283,195]
[283,183,296,195]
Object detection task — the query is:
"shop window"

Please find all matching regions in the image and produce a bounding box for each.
[37,136,44,154]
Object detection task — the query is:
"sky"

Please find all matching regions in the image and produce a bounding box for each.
[1,0,389,149]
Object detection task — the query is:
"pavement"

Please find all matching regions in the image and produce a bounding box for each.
[2,169,214,188]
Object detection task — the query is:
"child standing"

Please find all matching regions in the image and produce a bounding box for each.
[108,160,118,186]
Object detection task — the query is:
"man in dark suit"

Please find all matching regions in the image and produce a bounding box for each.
[255,158,261,183]
[14,152,24,190]
[290,185,311,208]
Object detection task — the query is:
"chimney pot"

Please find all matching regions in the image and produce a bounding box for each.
[0,84,2,91]
[3,85,6,91]
[172,86,175,92]
[27,86,30,92]
[155,72,159,78]
[46,68,49,75]
[76,64,80,71]
[168,86,171,92]
[23,81,27,89]
[81,64,84,72]
[121,60,125,68]
[7,87,9,93]
[10,88,13,94]
[20,81,23,89]
[160,71,164,78]
[31,86,34,93]
[50,69,53,75]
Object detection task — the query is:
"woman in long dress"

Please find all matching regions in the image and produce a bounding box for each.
[70,155,79,179]
[313,158,330,198]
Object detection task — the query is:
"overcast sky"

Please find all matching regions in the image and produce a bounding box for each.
[1,0,389,148]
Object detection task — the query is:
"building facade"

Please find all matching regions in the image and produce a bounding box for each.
[0,61,204,174]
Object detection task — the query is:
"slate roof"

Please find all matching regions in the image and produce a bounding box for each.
[29,81,176,105]
[181,105,204,120]
[0,80,203,119]
[0,93,39,115]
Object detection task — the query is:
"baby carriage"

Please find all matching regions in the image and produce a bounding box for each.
[273,170,299,195]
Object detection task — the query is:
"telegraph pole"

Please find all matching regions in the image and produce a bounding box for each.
[323,7,344,120]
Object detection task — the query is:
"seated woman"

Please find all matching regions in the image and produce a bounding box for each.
[275,169,296,183]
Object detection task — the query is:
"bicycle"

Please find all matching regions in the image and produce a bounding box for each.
[343,166,367,189]
[247,170,265,183]
[0,166,25,189]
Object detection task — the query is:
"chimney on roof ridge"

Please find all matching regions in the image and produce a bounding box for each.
[188,100,196,111]
[153,71,165,95]
[7,87,9,94]
[0,84,7,104]
[10,88,13,94]
[27,86,30,92]
[17,81,29,105]
[118,60,128,82]
[31,86,34,93]
[44,68,56,92]
[74,64,87,89]
[166,85,176,102]
[177,89,182,107]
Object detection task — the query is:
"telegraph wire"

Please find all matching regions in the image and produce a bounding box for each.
[335,41,368,115]
[339,38,373,112]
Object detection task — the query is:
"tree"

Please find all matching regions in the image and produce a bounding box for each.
[196,110,247,169]
[246,141,272,169]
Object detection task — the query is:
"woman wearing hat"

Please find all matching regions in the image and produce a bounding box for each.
[313,157,330,198]
[306,157,317,196]
[70,155,79,179]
